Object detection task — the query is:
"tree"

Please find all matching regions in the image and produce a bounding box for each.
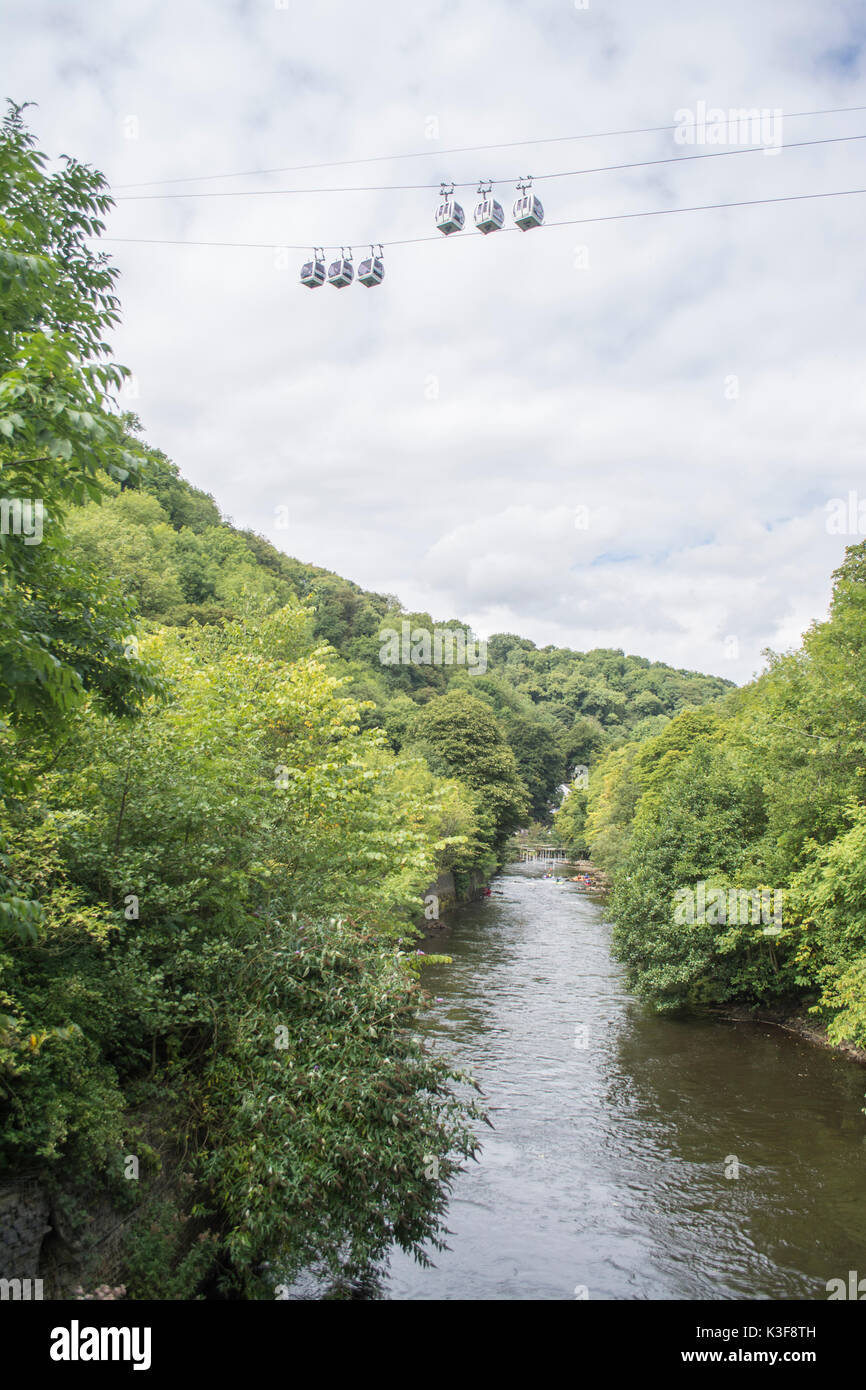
[608,743,775,1010]
[0,102,160,732]
[553,786,588,857]
[502,712,565,821]
[409,691,530,851]
[0,104,161,945]
[0,606,486,1291]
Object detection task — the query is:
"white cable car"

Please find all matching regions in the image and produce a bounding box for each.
[474,182,504,234]
[327,247,354,287]
[513,179,544,231]
[299,248,326,288]
[435,183,464,235]
[358,244,385,286]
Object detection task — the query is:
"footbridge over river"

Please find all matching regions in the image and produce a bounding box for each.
[517,846,569,863]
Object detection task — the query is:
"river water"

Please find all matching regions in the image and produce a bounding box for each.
[384,865,866,1300]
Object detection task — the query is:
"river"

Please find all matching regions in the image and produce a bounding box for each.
[384,864,866,1300]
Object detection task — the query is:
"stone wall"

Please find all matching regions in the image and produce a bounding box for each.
[0,1178,135,1298]
[426,870,457,913]
[0,1181,51,1281]
[420,868,489,929]
[0,1097,186,1299]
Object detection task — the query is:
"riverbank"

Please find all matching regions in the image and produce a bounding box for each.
[424,857,865,1069]
[569,864,864,1067]
[562,857,610,894]
[419,867,491,929]
[711,1003,866,1066]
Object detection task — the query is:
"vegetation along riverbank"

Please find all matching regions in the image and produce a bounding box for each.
[553,541,866,1067]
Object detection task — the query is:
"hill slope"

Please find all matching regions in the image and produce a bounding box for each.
[65,435,734,822]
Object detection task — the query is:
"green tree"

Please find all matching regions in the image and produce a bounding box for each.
[0,607,486,1290]
[502,711,565,821]
[0,103,160,730]
[409,690,530,852]
[553,786,588,857]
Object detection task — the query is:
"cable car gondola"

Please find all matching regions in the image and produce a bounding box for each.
[327,247,354,287]
[513,178,544,231]
[435,182,464,235]
[358,244,385,286]
[299,248,326,288]
[474,182,504,234]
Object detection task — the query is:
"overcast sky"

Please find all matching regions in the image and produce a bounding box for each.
[5,0,866,681]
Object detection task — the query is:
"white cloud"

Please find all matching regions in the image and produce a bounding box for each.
[5,0,866,681]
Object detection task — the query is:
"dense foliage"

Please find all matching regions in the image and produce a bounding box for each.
[0,102,159,740]
[1,608,487,1291]
[0,108,488,1297]
[572,545,866,1049]
[64,451,733,839]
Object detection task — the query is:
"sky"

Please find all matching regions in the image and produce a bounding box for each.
[4,0,866,682]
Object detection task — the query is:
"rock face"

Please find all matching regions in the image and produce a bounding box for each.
[0,1182,51,1280]
[0,1179,131,1298]
[566,859,610,892]
[420,869,490,928]
[426,870,458,915]
[0,1098,184,1299]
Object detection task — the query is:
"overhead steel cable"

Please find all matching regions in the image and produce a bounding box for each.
[110,132,866,200]
[110,102,866,189]
[95,185,866,254]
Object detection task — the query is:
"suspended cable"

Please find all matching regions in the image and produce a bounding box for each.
[95,185,866,254]
[110,104,866,190]
[110,132,866,201]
